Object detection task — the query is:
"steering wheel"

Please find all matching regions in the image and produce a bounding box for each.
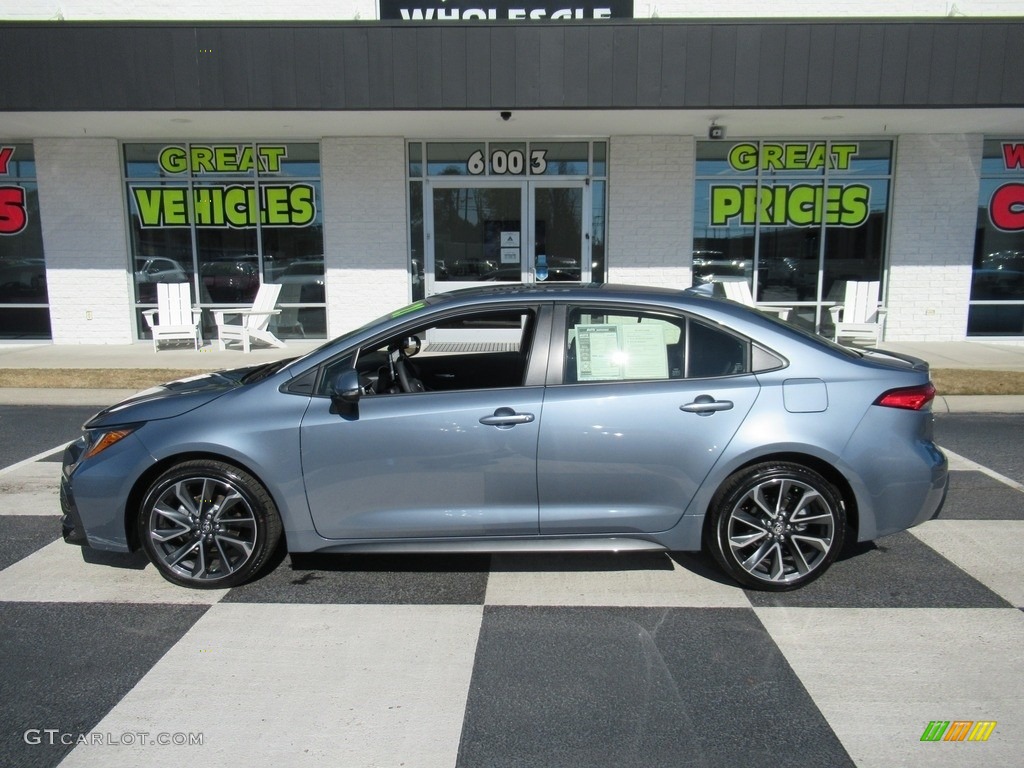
[394,355,425,393]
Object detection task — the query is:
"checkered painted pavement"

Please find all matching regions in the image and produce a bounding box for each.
[1,445,1021,768]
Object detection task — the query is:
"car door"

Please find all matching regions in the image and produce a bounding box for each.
[537,305,760,534]
[300,305,546,540]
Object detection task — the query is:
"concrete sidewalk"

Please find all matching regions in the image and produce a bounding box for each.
[1,338,1023,411]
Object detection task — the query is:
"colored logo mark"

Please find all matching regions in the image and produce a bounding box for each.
[920,721,997,742]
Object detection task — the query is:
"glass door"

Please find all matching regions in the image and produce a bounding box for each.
[426,182,527,295]
[531,181,587,283]
[425,180,588,296]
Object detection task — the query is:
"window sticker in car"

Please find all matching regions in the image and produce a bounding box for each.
[574,324,669,381]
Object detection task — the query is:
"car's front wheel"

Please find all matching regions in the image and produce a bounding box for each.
[138,460,282,589]
[706,462,846,591]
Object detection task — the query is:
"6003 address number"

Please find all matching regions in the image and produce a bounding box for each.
[467,149,547,176]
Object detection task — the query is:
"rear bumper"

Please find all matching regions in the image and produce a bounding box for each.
[872,441,948,539]
[930,470,950,522]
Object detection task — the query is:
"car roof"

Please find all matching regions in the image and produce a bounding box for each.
[430,282,691,307]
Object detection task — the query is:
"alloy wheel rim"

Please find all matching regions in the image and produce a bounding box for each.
[147,476,258,582]
[726,477,836,584]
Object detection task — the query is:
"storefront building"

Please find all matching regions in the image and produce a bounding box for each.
[1,5,1022,344]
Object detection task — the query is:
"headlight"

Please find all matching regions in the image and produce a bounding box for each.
[82,427,138,460]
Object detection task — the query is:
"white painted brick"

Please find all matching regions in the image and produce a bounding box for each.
[607,135,694,290]
[35,138,134,344]
[321,137,410,336]
[885,134,981,341]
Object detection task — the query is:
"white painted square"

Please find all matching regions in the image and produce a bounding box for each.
[0,539,225,605]
[59,603,483,768]
[911,520,1024,608]
[755,607,1024,767]
[0,461,63,515]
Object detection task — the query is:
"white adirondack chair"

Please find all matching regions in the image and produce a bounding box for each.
[141,282,202,351]
[213,282,285,352]
[720,279,792,321]
[829,280,887,345]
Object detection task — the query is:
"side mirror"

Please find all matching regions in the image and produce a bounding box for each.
[330,368,363,404]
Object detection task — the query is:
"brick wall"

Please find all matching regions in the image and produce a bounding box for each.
[886,134,982,341]
[321,137,410,336]
[607,135,694,290]
[36,138,134,344]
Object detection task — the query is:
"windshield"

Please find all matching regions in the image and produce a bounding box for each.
[241,357,297,384]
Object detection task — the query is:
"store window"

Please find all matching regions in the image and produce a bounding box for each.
[693,140,892,335]
[969,140,1024,336]
[124,142,325,341]
[0,144,50,339]
[408,140,607,301]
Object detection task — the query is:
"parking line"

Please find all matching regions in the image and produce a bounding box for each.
[0,442,69,477]
[941,447,1024,494]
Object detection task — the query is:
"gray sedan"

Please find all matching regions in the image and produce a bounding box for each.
[61,284,947,591]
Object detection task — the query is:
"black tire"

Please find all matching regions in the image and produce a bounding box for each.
[706,462,846,591]
[138,460,282,589]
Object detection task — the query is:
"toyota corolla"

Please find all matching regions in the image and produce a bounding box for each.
[61,284,947,591]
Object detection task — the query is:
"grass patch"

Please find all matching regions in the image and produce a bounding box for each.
[1,367,1023,395]
[0,368,205,390]
[931,369,1024,396]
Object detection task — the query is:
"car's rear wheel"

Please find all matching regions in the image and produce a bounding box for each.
[138,460,282,589]
[707,462,846,591]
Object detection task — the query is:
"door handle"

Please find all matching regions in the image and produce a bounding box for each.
[680,395,734,415]
[479,408,536,427]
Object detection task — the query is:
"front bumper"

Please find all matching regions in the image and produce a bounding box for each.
[60,477,87,546]
[60,440,87,545]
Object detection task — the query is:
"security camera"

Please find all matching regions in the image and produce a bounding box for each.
[708,124,726,140]
[500,111,512,121]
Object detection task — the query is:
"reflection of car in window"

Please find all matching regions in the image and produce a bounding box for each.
[692,250,749,284]
[275,259,326,303]
[972,250,1024,300]
[134,257,189,284]
[200,259,260,303]
[0,258,47,301]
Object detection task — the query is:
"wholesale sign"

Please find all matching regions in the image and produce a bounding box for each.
[380,0,632,19]
[130,145,317,229]
[709,142,872,229]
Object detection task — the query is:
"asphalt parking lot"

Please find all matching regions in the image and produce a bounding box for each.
[0,406,1021,768]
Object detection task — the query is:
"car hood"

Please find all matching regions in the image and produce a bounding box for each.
[83,365,265,428]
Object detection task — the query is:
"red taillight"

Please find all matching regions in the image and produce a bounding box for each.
[873,382,936,411]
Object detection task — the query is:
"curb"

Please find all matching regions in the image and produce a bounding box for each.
[933,395,1024,414]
